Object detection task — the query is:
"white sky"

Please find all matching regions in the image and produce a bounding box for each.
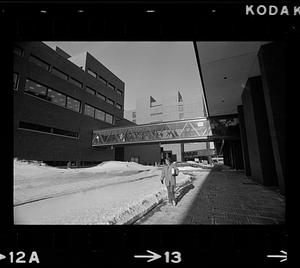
[44,42,204,110]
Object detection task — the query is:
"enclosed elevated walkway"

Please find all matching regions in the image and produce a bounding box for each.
[92,118,238,147]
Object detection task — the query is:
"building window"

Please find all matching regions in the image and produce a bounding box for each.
[51,67,68,80]
[150,112,163,116]
[108,83,115,90]
[13,73,19,90]
[29,55,50,71]
[178,105,184,112]
[116,103,122,110]
[69,77,83,88]
[179,113,184,120]
[13,45,23,57]
[19,121,79,139]
[106,98,114,105]
[47,89,67,107]
[105,113,114,124]
[24,79,47,99]
[116,89,123,96]
[86,86,96,95]
[67,96,81,112]
[97,75,107,85]
[96,92,106,101]
[87,69,97,78]
[95,109,105,121]
[84,104,95,117]
[132,111,136,118]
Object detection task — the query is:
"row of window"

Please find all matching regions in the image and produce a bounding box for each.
[14,45,123,108]
[84,104,114,124]
[87,68,123,96]
[24,78,81,112]
[86,86,122,110]
[28,54,84,88]
[19,121,79,139]
[23,78,115,124]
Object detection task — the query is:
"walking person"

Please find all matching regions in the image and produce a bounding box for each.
[161,157,179,206]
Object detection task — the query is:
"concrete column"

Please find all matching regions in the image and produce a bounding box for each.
[258,42,286,195]
[241,76,278,186]
[238,105,251,176]
[180,143,184,162]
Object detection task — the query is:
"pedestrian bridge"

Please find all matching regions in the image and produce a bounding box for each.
[92,118,237,147]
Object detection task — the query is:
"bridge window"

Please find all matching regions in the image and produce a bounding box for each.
[84,104,95,117]
[29,54,50,71]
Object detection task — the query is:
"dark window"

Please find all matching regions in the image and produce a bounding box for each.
[95,109,105,121]
[116,103,122,110]
[29,55,50,71]
[51,67,68,80]
[96,92,106,101]
[87,69,97,78]
[116,89,123,95]
[47,89,67,107]
[24,79,48,99]
[84,104,95,117]
[105,113,114,124]
[69,77,83,88]
[19,121,51,133]
[106,98,114,105]
[108,83,115,90]
[97,75,107,85]
[86,86,96,95]
[67,97,81,112]
[18,121,78,138]
[13,46,23,57]
[53,128,79,138]
[13,73,19,90]
[150,112,163,116]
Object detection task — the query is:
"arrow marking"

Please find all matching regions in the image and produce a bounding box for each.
[134,250,161,262]
[267,250,287,262]
[0,254,6,261]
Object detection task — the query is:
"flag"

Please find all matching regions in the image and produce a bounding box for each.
[178,91,183,103]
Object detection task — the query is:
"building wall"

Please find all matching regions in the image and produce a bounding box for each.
[124,144,161,165]
[13,41,126,165]
[241,76,278,186]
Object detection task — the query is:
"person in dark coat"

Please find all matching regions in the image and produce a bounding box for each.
[161,157,179,206]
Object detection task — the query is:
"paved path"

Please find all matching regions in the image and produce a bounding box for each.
[136,169,285,224]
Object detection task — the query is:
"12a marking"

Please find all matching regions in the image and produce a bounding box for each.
[9,251,40,264]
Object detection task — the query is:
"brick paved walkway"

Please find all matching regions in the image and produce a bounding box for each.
[136,169,285,224]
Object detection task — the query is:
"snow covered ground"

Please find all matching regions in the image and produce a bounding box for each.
[14,160,199,225]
